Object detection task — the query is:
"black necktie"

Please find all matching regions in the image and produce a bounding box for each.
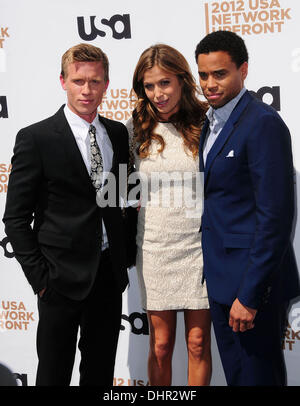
[89,124,103,192]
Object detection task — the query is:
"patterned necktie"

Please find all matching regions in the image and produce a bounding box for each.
[89,124,103,192]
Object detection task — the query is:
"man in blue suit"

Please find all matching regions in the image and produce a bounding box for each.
[195,30,300,386]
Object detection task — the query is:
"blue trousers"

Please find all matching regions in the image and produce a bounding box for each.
[209,296,288,386]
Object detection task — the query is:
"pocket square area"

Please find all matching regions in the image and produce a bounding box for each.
[226,150,234,157]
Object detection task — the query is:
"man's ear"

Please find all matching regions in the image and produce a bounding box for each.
[60,74,67,90]
[240,62,248,81]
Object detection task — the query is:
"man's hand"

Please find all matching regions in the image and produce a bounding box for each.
[229,298,257,333]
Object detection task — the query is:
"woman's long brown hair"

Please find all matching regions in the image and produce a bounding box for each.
[132,44,207,159]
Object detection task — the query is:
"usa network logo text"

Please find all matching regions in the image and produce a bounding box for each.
[204,0,292,35]
[0,96,8,118]
[77,14,131,41]
[250,85,281,111]
[0,27,9,72]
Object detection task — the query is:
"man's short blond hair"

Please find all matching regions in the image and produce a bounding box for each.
[61,43,109,82]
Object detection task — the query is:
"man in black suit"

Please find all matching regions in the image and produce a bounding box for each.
[3,43,131,386]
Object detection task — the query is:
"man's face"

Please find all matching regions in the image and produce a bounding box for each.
[60,61,108,123]
[197,51,248,109]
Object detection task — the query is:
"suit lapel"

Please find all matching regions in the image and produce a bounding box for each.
[98,115,118,173]
[53,108,120,191]
[199,119,209,173]
[204,91,252,185]
[53,106,95,192]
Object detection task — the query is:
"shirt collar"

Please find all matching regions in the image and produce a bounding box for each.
[206,87,247,125]
[64,105,101,141]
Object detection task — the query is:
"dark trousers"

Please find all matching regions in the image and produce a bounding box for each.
[35,250,122,386]
[209,296,288,386]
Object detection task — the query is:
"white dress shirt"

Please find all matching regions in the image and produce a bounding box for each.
[64,105,113,250]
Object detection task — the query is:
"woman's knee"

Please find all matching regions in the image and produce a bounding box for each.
[150,336,174,361]
[187,331,211,360]
[148,311,176,361]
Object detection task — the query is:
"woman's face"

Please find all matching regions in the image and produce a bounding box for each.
[143,65,182,121]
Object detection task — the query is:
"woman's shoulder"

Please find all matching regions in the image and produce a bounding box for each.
[126,117,139,154]
[125,117,135,140]
[125,116,133,130]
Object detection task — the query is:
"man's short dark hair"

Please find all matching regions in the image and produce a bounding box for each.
[195,30,248,68]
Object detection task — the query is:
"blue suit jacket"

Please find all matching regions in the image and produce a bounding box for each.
[200,90,300,308]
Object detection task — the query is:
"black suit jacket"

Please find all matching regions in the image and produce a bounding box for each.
[3,105,131,300]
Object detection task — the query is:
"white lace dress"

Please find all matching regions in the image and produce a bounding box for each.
[126,118,209,311]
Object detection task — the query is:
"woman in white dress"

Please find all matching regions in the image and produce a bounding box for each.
[126,44,211,386]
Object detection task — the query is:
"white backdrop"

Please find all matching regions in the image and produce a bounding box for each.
[1,0,300,386]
